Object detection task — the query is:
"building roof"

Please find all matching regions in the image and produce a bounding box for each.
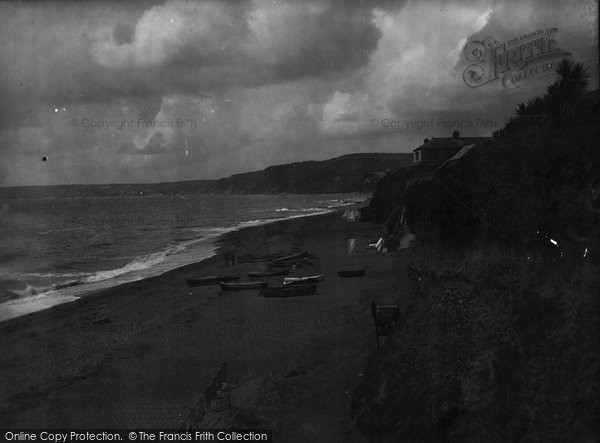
[413,136,492,152]
[438,143,479,168]
[447,143,478,161]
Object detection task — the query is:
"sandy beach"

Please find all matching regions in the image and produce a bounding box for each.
[0,210,411,441]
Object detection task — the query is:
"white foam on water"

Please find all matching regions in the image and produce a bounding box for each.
[0,205,342,322]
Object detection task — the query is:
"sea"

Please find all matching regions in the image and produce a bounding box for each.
[0,193,366,322]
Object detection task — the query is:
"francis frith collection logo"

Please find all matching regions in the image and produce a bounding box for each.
[462,28,571,89]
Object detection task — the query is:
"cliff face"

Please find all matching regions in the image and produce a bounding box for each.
[0,153,413,198]
[206,153,413,194]
[352,75,600,441]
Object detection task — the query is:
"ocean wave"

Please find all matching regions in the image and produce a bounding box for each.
[83,247,174,283]
[0,291,20,303]
[54,280,85,290]
[11,283,44,297]
[1,194,353,321]
[5,271,93,280]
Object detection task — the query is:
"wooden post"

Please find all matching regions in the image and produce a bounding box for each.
[205,385,212,409]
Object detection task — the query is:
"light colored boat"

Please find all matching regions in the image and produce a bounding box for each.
[283,275,324,285]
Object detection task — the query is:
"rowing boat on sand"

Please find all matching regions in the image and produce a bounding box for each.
[220,280,267,291]
[186,274,240,287]
[283,275,324,285]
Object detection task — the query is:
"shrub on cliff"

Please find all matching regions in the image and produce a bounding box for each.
[404,60,599,260]
[352,248,600,441]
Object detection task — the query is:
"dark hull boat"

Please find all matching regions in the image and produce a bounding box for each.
[248,268,290,278]
[337,269,366,278]
[272,251,309,264]
[259,283,317,298]
[220,281,267,291]
[186,274,240,287]
[237,253,284,263]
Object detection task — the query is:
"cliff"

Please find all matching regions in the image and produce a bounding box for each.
[352,64,600,440]
[205,153,412,194]
[0,153,413,198]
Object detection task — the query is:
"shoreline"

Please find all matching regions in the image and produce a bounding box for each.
[0,205,407,440]
[0,207,347,324]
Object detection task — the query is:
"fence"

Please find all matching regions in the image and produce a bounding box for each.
[205,363,228,410]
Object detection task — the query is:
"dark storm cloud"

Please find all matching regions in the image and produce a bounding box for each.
[0,0,597,186]
[91,0,384,90]
[0,0,384,128]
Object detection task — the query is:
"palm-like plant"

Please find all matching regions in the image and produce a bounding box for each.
[549,59,590,95]
[496,60,592,139]
[546,59,590,128]
[515,96,546,117]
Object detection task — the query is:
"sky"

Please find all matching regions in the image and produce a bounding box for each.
[0,0,598,186]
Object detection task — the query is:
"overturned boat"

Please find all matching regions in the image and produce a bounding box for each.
[186,274,240,287]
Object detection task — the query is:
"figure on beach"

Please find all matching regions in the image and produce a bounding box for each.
[230,245,236,265]
[224,245,236,266]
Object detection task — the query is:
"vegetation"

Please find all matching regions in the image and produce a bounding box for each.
[404,60,599,262]
[352,247,600,441]
[353,60,600,441]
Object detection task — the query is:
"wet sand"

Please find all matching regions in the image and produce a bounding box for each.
[0,210,412,441]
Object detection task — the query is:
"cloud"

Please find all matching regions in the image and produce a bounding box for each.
[92,0,382,89]
[319,0,598,145]
[0,0,597,186]
[318,0,497,138]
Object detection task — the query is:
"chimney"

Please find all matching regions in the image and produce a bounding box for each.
[423,138,429,144]
[452,130,460,139]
